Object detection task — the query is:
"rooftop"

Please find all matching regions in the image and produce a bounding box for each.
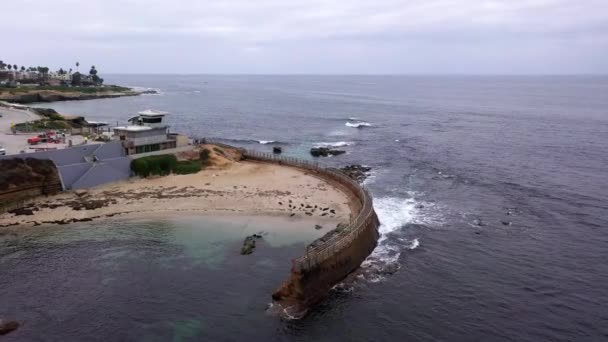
[138,109,169,117]
[114,125,153,132]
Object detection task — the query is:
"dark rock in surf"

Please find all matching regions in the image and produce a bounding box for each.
[310,147,346,157]
[0,320,20,335]
[241,234,263,255]
[273,146,282,154]
[339,165,372,183]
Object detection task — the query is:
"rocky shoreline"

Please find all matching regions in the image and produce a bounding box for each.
[0,88,157,104]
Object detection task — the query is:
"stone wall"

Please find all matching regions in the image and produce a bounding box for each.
[234,147,381,316]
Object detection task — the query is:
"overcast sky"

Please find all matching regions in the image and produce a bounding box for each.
[2,0,607,74]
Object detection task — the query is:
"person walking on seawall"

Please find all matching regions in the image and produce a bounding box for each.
[84,136,88,144]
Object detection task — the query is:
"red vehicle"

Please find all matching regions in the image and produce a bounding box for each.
[27,136,42,145]
[27,132,62,145]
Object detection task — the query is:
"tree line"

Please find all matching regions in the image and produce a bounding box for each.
[0,60,104,85]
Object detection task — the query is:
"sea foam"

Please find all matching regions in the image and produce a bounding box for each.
[313,141,353,148]
[346,121,372,128]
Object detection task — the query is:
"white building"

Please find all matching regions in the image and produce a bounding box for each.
[113,110,188,155]
[48,72,71,81]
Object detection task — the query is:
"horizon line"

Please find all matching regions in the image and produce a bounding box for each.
[102,73,608,77]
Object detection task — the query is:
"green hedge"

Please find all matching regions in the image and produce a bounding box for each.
[131,155,177,177]
[131,154,203,177]
[174,161,202,175]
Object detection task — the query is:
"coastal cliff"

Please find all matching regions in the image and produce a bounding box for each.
[0,86,156,104]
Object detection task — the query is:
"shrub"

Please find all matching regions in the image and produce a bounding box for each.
[47,113,64,121]
[131,154,206,177]
[131,158,150,177]
[174,161,202,175]
[130,155,177,177]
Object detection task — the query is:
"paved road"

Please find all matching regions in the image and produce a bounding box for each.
[0,107,84,155]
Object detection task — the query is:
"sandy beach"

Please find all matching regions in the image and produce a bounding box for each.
[0,160,354,230]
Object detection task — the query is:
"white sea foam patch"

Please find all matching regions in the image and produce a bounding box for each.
[313,141,353,148]
[357,197,421,282]
[258,140,275,144]
[346,121,372,128]
[374,197,416,244]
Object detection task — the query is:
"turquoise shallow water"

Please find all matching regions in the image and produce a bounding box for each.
[0,215,321,341]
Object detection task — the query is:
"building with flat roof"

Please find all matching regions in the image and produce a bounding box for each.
[113,110,187,155]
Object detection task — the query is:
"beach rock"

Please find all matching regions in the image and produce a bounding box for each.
[74,189,88,197]
[8,207,37,216]
[310,147,346,157]
[339,165,372,183]
[240,234,263,255]
[0,320,20,335]
[314,224,323,230]
[273,146,282,154]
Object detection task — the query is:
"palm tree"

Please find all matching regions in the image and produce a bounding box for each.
[76,61,80,72]
[7,64,12,70]
[13,64,17,70]
[20,66,25,71]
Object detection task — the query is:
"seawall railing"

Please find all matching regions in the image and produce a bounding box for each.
[205,140,376,273]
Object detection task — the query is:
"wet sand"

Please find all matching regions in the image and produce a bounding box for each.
[0,161,354,229]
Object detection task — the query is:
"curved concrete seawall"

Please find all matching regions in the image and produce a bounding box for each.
[232,147,380,316]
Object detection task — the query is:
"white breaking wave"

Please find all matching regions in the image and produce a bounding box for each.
[374,197,416,245]
[258,140,275,144]
[346,121,372,128]
[407,238,420,250]
[313,141,353,148]
[358,197,422,282]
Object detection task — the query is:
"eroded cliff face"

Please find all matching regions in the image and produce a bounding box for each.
[0,158,62,214]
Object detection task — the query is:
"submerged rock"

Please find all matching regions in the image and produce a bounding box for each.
[273,146,282,154]
[240,234,263,255]
[310,147,346,157]
[0,320,20,335]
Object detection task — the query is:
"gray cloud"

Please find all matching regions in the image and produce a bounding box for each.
[2,0,607,73]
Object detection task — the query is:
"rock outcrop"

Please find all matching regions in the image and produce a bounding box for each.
[0,87,157,104]
[310,147,346,157]
[339,165,372,183]
[240,234,263,255]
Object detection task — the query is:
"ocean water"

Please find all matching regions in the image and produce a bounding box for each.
[6,75,608,341]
